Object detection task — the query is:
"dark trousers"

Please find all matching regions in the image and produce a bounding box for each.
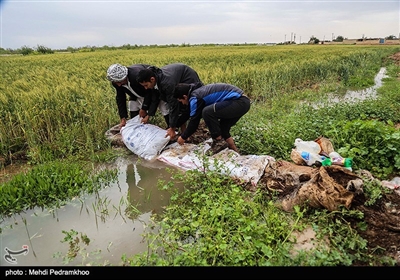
[202,96,250,139]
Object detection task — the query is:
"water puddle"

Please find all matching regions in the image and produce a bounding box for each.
[312,67,388,108]
[0,155,183,266]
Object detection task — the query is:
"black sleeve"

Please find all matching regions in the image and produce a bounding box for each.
[144,89,161,116]
[115,86,128,119]
[180,98,205,140]
[164,85,180,128]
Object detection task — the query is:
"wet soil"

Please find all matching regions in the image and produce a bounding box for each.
[350,191,400,265]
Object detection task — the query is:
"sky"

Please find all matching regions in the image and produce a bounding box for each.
[0,0,399,50]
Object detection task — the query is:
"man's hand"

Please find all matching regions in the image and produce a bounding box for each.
[177,136,185,145]
[139,109,147,118]
[141,115,150,124]
[166,127,176,139]
[119,118,127,130]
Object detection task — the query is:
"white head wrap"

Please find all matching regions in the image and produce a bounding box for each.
[106,64,128,82]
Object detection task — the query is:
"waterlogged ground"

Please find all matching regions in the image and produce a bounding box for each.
[1,65,399,266]
[0,155,183,266]
[310,67,388,109]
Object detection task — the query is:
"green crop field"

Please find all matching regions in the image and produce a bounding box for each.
[1,44,399,167]
[1,44,400,266]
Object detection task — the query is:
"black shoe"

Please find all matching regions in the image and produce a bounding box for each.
[206,139,228,156]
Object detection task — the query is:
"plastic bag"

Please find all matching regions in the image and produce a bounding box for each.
[294,138,321,154]
[158,139,274,186]
[121,116,170,161]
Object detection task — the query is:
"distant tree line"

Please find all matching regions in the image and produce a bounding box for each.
[0,43,223,55]
[1,35,398,55]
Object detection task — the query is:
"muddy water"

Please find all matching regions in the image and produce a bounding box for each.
[312,67,388,108]
[0,155,183,266]
[329,67,387,102]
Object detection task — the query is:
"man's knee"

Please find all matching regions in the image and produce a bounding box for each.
[202,106,214,121]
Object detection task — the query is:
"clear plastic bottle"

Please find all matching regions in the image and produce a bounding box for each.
[300,151,325,166]
[329,151,342,158]
[324,152,353,171]
[294,138,321,154]
[332,157,353,168]
[391,177,400,186]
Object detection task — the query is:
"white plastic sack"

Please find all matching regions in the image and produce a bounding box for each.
[121,116,171,161]
[158,139,274,186]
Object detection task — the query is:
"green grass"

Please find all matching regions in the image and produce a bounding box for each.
[0,159,118,219]
[1,45,399,266]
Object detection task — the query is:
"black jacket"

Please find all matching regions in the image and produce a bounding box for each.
[148,63,202,128]
[112,64,159,119]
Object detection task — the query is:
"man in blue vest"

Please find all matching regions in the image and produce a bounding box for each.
[173,82,251,154]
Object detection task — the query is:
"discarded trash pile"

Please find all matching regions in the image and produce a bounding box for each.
[259,136,361,211]
[261,160,363,212]
[291,136,353,171]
